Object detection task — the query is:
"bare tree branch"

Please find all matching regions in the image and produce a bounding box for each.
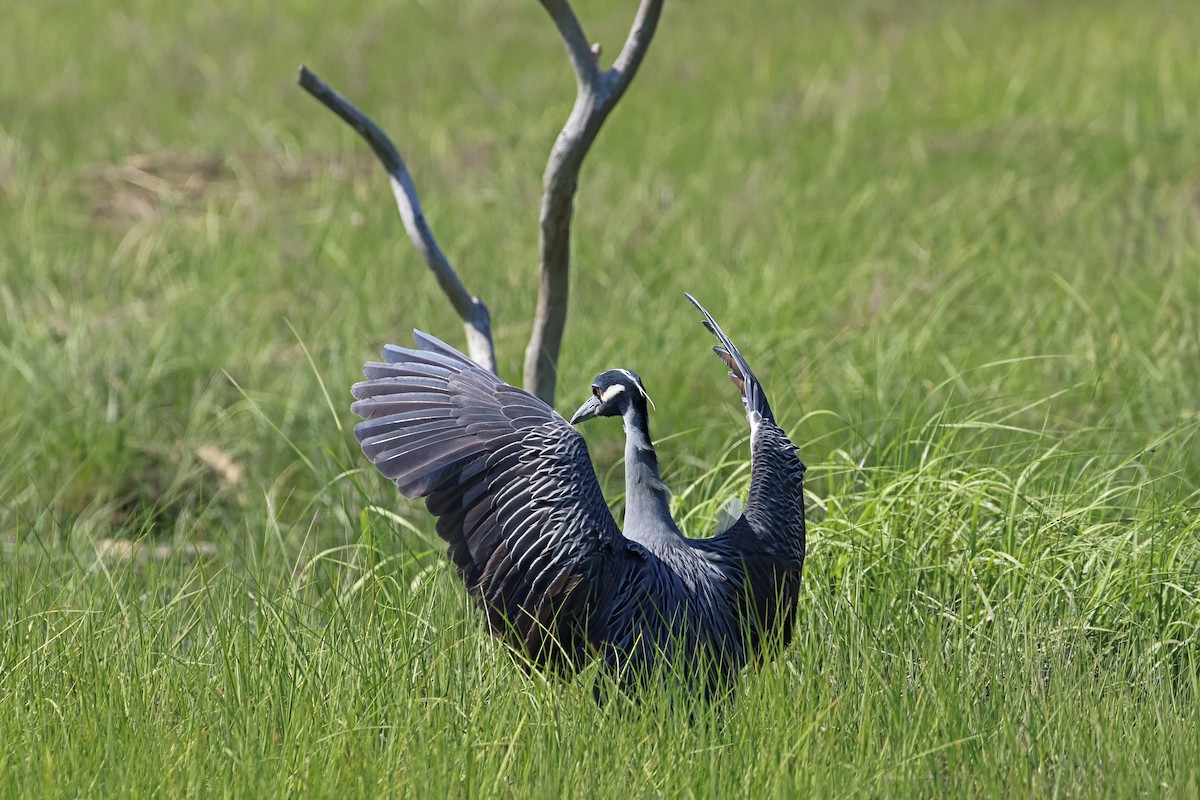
[537,0,602,93]
[298,66,496,374]
[299,0,665,404]
[611,0,665,94]
[524,0,665,406]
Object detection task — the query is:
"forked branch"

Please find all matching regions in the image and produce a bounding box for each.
[298,66,496,373]
[525,0,664,406]
[300,0,664,405]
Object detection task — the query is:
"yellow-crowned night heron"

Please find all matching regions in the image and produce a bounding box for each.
[351,294,805,690]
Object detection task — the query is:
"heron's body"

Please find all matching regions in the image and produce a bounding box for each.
[351,295,805,690]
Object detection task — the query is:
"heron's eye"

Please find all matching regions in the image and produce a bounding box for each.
[592,386,601,398]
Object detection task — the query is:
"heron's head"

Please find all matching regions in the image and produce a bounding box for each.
[569,369,655,425]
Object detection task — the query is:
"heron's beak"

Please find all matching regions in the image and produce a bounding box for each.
[569,396,601,425]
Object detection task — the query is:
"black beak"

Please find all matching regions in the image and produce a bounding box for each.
[569,396,601,425]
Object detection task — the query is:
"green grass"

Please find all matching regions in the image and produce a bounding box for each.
[3,0,1199,795]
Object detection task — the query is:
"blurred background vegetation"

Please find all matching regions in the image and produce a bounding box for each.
[1,0,1198,796]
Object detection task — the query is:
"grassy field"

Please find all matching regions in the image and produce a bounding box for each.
[3,0,1199,795]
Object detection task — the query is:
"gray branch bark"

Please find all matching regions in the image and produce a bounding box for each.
[298,66,496,373]
[525,0,665,406]
[299,0,664,405]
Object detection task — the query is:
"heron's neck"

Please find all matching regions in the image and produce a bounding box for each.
[621,406,683,545]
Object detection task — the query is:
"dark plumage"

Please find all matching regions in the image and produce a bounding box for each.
[350,294,805,690]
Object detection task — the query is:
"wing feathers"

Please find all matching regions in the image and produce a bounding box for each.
[685,293,774,424]
[352,330,633,667]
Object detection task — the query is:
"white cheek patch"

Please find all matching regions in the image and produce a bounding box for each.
[601,384,626,403]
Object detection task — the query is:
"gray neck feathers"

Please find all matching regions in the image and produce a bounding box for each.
[621,406,685,547]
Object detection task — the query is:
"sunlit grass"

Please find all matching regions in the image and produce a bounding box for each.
[2,0,1199,796]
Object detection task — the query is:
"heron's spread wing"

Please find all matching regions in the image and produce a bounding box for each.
[685,295,807,650]
[351,331,632,665]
